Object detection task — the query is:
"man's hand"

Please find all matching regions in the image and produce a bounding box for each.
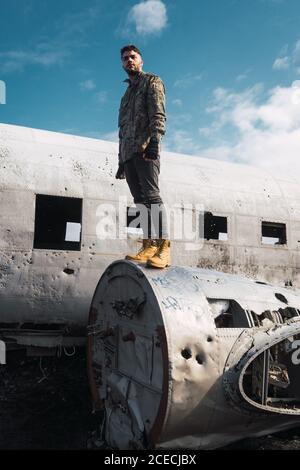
[143,138,159,161]
[115,163,125,179]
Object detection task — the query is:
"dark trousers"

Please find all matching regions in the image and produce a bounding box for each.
[124,154,169,239]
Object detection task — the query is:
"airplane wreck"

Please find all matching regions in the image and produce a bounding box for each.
[88,261,300,449]
[1,123,299,350]
[1,122,300,448]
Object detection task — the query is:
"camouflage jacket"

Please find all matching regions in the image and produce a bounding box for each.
[118,71,166,164]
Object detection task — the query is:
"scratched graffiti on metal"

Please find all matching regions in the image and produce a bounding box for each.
[111,295,146,319]
[152,276,171,288]
[161,296,181,311]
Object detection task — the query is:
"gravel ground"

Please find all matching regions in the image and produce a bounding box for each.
[0,349,99,449]
[1,349,300,450]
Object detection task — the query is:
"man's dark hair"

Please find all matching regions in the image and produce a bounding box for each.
[120,45,142,59]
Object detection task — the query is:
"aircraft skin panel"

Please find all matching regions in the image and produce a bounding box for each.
[0,122,298,211]
[1,122,300,347]
[2,123,300,447]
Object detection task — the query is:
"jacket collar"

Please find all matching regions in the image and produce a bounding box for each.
[123,70,145,85]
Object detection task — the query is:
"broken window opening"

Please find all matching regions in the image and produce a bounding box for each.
[279,307,300,322]
[242,335,300,411]
[34,195,82,251]
[210,300,249,328]
[201,212,228,241]
[211,300,299,329]
[249,308,300,327]
[262,221,286,245]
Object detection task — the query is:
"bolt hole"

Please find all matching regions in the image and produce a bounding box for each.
[275,293,288,304]
[181,348,192,360]
[63,268,74,275]
[196,354,204,365]
[207,336,213,342]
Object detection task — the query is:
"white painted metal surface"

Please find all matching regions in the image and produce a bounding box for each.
[1,122,300,347]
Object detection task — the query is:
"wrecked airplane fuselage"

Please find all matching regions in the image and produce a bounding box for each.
[88,261,300,449]
[1,123,300,352]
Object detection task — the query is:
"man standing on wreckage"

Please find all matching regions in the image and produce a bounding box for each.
[115,44,171,269]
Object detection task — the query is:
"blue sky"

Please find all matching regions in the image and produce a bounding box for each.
[1,0,300,172]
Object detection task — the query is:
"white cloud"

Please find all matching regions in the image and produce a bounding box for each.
[293,39,300,64]
[80,79,96,91]
[273,56,290,70]
[172,99,182,107]
[236,68,251,82]
[164,129,201,154]
[95,91,108,103]
[236,73,247,82]
[0,4,101,73]
[0,48,68,73]
[168,112,192,124]
[55,4,100,37]
[165,112,196,152]
[199,127,212,137]
[174,73,203,89]
[127,0,167,36]
[208,83,300,133]
[166,81,300,176]
[196,82,300,175]
[272,38,300,74]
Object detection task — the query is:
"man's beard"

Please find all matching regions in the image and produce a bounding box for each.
[126,67,141,76]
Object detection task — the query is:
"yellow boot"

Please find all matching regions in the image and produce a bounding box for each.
[125,239,158,263]
[146,239,171,268]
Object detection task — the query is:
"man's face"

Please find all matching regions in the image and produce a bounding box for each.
[122,50,143,75]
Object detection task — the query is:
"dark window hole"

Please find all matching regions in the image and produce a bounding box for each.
[262,221,286,245]
[200,212,228,241]
[34,194,82,251]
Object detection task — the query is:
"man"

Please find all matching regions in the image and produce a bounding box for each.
[116,44,170,268]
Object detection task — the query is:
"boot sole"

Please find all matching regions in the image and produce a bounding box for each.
[146,262,171,269]
[125,258,148,263]
[125,256,155,264]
